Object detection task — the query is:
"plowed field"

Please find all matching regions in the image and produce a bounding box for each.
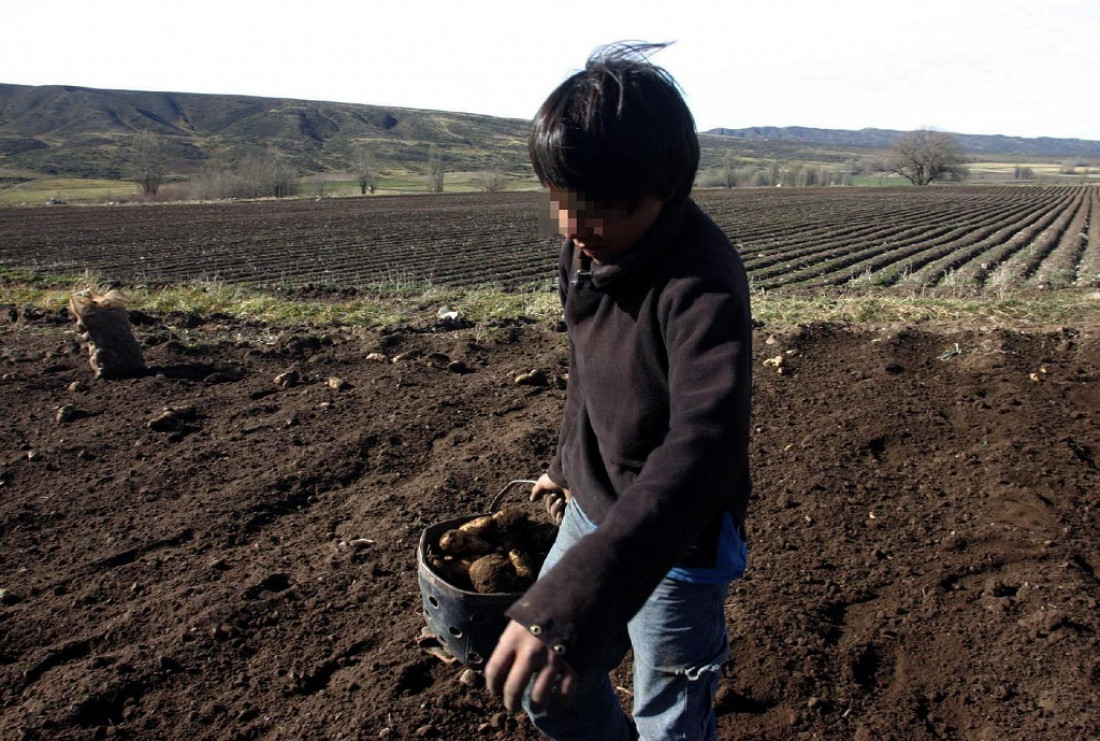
[2,187,1100,740]
[2,186,1098,291]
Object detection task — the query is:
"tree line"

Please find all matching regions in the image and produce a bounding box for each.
[130,139,452,201]
[699,129,971,188]
[130,128,972,199]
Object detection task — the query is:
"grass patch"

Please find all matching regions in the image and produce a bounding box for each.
[848,174,909,187]
[0,270,560,328]
[750,288,1100,327]
[4,270,1098,330]
[367,171,540,195]
[1,172,544,205]
[0,177,140,205]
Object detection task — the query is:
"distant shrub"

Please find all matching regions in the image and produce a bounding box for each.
[186,155,299,200]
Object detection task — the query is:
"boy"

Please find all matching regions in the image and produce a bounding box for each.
[485,43,753,741]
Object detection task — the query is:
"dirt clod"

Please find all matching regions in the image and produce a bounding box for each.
[514,369,547,386]
[274,369,300,387]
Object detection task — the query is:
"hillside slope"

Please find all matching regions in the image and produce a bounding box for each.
[0,84,531,178]
[3,83,1098,181]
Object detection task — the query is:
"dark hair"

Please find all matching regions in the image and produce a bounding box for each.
[529,41,699,209]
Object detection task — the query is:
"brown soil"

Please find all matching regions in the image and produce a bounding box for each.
[2,305,1098,740]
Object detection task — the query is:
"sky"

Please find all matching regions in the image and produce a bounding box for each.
[6,0,1098,141]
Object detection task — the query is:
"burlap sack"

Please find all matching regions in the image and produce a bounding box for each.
[68,288,146,379]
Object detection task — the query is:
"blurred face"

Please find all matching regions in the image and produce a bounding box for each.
[544,187,663,264]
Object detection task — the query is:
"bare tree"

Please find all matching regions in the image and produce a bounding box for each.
[426,145,444,193]
[1059,158,1087,175]
[887,129,969,186]
[237,152,299,199]
[472,170,508,192]
[187,164,229,201]
[132,130,166,197]
[353,146,377,195]
[719,152,740,188]
[769,160,782,187]
[269,155,298,198]
[237,155,269,199]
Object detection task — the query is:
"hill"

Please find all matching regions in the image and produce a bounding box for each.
[2,83,1098,185]
[706,126,1100,159]
[0,83,532,180]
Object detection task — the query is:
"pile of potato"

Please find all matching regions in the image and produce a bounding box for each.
[426,507,557,594]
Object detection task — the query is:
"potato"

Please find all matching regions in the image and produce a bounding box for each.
[431,504,559,592]
[438,529,493,556]
[458,515,496,538]
[525,522,558,553]
[508,549,537,583]
[491,506,529,531]
[428,555,474,590]
[468,553,521,594]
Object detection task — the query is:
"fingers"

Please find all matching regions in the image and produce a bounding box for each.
[502,661,537,712]
[529,472,564,500]
[527,659,578,713]
[486,621,577,715]
[484,646,515,700]
[544,491,559,514]
[526,665,558,712]
[558,667,578,703]
[547,496,566,525]
[499,660,572,714]
[487,621,541,712]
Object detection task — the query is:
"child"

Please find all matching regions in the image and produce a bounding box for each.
[486,42,753,741]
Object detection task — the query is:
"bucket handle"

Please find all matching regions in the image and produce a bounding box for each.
[488,479,538,513]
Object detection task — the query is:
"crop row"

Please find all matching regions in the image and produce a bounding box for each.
[1,186,1097,293]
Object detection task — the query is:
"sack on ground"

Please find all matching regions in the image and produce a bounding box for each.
[68,288,146,379]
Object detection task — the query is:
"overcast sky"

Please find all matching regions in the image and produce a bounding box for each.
[6,0,1097,141]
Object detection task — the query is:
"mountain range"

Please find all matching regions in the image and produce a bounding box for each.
[706,126,1100,158]
[1,83,1097,181]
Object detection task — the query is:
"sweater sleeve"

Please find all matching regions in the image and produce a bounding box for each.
[546,240,577,490]
[507,270,752,676]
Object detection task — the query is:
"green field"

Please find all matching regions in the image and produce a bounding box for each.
[0,172,545,205]
[0,177,144,205]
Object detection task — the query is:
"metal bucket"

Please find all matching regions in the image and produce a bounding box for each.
[416,480,536,670]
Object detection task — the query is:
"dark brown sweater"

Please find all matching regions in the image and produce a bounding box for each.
[506,197,753,676]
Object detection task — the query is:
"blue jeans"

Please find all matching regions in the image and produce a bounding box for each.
[523,500,731,741]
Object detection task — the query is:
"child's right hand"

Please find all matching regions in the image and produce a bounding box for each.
[530,473,571,525]
[486,620,578,713]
